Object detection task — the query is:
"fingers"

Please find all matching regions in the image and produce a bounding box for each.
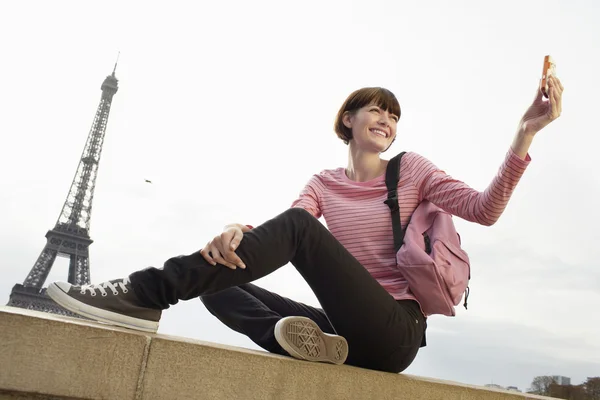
[200,243,217,266]
[200,239,244,270]
[553,86,562,118]
[209,242,239,270]
[219,230,246,269]
[548,86,556,118]
[549,76,562,119]
[200,227,248,270]
[535,79,545,102]
[549,75,564,97]
[553,75,564,92]
[229,228,244,251]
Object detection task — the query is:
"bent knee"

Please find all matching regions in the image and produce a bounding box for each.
[283,207,317,225]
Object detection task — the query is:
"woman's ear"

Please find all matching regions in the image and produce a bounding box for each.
[342,111,353,129]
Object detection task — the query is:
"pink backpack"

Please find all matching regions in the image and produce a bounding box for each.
[385,152,471,317]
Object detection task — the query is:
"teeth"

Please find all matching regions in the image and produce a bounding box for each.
[371,129,387,138]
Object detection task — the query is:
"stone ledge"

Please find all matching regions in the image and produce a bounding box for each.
[0,307,557,400]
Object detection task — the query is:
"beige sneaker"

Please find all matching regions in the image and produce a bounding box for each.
[47,278,161,333]
[274,316,348,365]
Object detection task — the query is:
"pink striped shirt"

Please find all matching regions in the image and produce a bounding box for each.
[291,147,531,301]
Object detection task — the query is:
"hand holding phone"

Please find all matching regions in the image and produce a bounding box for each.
[540,55,556,98]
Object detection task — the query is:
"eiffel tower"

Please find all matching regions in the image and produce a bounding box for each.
[7,62,119,316]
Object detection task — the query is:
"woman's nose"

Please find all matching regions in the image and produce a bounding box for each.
[378,117,389,126]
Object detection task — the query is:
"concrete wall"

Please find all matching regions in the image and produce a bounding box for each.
[0,307,558,400]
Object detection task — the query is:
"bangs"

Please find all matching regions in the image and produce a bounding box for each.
[334,86,402,144]
[346,87,401,118]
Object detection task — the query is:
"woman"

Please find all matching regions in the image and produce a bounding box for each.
[47,74,563,373]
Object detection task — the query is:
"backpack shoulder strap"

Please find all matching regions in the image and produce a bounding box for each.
[384,151,406,253]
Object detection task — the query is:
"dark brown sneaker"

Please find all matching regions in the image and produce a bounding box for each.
[274,316,348,365]
[47,278,161,333]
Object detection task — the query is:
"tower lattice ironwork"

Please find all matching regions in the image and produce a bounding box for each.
[7,63,119,316]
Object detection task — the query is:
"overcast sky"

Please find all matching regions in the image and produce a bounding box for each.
[1,0,598,393]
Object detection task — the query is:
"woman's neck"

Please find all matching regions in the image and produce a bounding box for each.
[345,146,388,182]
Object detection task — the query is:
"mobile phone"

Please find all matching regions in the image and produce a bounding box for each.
[540,55,556,98]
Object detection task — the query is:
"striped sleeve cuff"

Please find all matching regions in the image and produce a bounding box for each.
[508,146,532,165]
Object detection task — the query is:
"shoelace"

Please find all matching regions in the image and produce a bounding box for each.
[80,277,130,297]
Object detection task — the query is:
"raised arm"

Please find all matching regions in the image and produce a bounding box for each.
[511,75,563,158]
[407,149,529,226]
[410,75,563,226]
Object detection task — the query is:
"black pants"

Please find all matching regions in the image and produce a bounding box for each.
[130,208,426,373]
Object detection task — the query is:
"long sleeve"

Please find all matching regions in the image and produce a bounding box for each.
[290,174,325,218]
[406,147,531,226]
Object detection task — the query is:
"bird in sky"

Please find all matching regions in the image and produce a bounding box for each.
[145,179,152,184]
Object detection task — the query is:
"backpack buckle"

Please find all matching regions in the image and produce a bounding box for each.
[384,191,399,212]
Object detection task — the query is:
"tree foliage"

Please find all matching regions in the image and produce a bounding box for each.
[529,376,600,400]
[530,376,556,396]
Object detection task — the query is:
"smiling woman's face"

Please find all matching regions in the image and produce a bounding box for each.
[343,104,398,153]
[334,87,401,148]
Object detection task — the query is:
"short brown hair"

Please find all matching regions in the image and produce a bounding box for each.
[334,87,401,144]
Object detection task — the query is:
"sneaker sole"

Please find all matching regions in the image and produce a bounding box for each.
[274,316,348,365]
[47,283,159,333]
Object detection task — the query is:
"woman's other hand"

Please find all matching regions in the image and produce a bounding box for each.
[200,224,251,269]
[518,75,563,136]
